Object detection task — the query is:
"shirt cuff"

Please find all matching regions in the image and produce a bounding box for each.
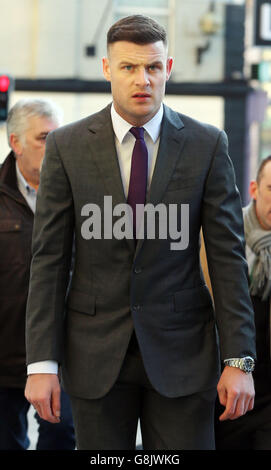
[27,360,58,375]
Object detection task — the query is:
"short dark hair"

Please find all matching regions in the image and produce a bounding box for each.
[256,155,271,184]
[107,15,167,48]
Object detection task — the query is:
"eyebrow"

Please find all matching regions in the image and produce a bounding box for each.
[119,60,163,67]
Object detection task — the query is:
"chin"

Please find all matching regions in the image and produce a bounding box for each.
[134,107,156,119]
[263,220,271,230]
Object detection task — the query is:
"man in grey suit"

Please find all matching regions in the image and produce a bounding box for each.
[25,15,256,450]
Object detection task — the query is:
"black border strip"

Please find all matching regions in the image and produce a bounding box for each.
[14,78,253,97]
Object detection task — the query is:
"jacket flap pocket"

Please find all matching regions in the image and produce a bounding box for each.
[67,289,95,316]
[166,176,199,192]
[174,285,212,312]
[0,219,22,232]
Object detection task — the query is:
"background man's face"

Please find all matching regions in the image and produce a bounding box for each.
[13,115,58,187]
[250,161,271,230]
[103,40,173,126]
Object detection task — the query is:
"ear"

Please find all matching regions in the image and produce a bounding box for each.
[166,57,173,81]
[102,57,111,82]
[249,180,258,201]
[9,133,23,156]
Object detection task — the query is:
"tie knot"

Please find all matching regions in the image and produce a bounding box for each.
[130,127,145,140]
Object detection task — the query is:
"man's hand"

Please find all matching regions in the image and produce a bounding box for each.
[24,374,61,423]
[217,365,255,421]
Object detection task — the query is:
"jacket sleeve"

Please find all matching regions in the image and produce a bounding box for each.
[201,130,256,360]
[25,131,74,366]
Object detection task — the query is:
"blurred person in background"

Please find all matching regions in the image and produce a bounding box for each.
[0,99,75,450]
[215,156,271,450]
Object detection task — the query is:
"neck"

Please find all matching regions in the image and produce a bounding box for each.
[254,203,270,231]
[113,102,162,128]
[16,161,39,191]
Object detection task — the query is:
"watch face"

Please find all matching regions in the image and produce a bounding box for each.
[243,357,254,372]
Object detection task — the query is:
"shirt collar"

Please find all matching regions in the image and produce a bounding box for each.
[16,161,36,195]
[111,103,163,144]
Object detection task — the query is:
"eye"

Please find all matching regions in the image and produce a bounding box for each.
[123,65,133,71]
[148,64,162,72]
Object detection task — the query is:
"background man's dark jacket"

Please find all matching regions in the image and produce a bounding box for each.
[0,152,33,388]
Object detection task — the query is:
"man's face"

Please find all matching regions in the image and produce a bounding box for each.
[250,161,271,230]
[103,40,173,126]
[12,115,58,187]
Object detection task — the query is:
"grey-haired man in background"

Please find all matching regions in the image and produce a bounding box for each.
[0,99,75,450]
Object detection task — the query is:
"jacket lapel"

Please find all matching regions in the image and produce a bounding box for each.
[87,105,135,251]
[87,104,127,207]
[147,105,185,206]
[0,151,33,212]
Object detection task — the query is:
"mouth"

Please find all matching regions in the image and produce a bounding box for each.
[132,93,151,99]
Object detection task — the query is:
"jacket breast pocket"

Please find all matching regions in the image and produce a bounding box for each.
[0,219,24,265]
[0,219,22,232]
[166,176,199,192]
[66,289,96,316]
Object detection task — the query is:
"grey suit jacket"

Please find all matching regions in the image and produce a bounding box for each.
[26,104,256,399]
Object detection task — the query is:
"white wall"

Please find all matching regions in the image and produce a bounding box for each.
[0,0,227,160]
[173,0,225,82]
[0,0,227,82]
[0,0,112,80]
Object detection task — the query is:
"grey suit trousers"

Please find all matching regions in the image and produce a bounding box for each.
[69,333,216,450]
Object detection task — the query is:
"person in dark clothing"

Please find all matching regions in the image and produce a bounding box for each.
[24,16,255,451]
[0,98,75,450]
[215,156,271,450]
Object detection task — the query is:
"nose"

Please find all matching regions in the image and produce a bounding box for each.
[135,67,150,87]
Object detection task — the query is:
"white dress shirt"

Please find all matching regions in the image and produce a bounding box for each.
[111,103,163,197]
[16,162,37,213]
[27,103,164,375]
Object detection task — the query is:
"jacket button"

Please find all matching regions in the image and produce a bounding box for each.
[134,267,142,274]
[132,305,141,311]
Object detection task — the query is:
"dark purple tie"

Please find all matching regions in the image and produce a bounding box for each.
[127,127,148,239]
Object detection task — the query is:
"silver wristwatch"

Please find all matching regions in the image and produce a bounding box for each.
[224,356,255,374]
